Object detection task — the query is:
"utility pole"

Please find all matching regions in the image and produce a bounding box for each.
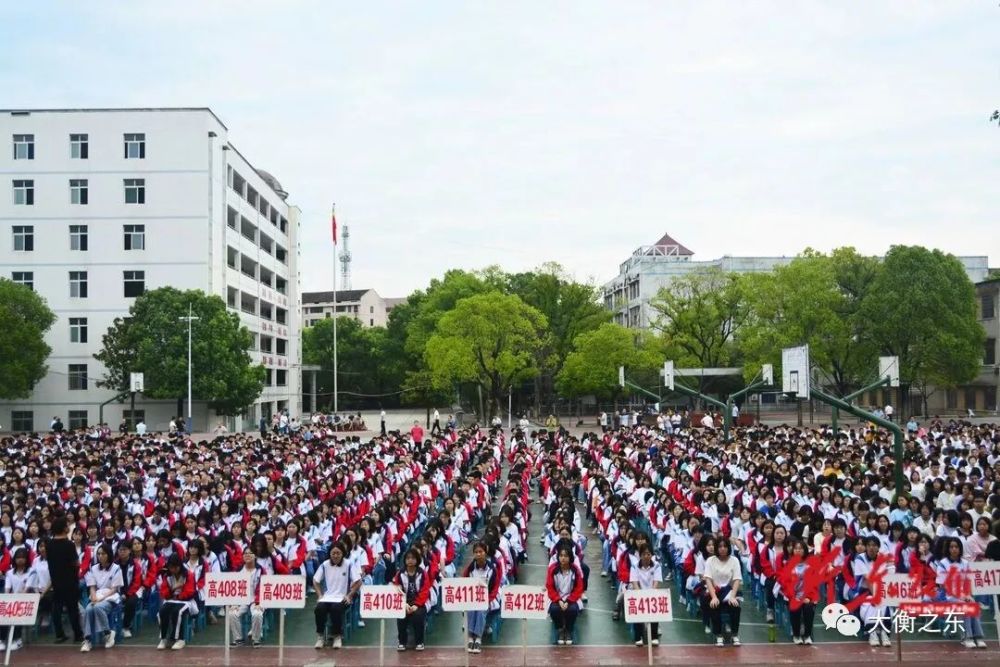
[178,304,199,433]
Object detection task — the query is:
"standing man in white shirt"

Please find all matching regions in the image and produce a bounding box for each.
[431,409,441,436]
[884,404,894,423]
[380,408,387,437]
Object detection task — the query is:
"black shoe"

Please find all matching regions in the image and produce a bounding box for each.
[55,636,69,644]
[73,636,84,644]
[230,639,244,647]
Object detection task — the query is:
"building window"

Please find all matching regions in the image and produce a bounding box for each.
[12,134,33,160]
[276,370,287,386]
[264,369,273,386]
[12,225,33,251]
[70,317,88,343]
[68,410,88,430]
[965,388,978,412]
[987,338,997,366]
[983,294,996,320]
[13,179,34,205]
[946,389,958,410]
[10,411,32,432]
[124,133,145,159]
[70,224,88,251]
[124,270,145,297]
[124,178,145,204]
[124,224,145,250]
[122,409,145,426]
[70,271,88,298]
[70,133,88,159]
[987,386,998,411]
[11,271,32,290]
[70,178,88,205]
[68,364,88,390]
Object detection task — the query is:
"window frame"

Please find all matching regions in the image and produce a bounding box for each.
[70,133,89,159]
[69,224,88,251]
[69,317,88,343]
[123,270,145,298]
[12,225,34,251]
[69,270,88,298]
[123,224,145,250]
[68,364,89,391]
[12,179,34,205]
[70,178,88,205]
[68,410,88,430]
[124,133,146,159]
[12,134,34,160]
[124,178,146,204]
[10,411,33,432]
[11,271,33,290]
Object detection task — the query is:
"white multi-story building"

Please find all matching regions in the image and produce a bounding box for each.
[603,232,991,330]
[302,288,395,329]
[0,108,301,433]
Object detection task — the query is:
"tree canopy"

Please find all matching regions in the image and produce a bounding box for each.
[424,292,548,416]
[94,287,264,414]
[0,279,56,400]
[557,322,659,400]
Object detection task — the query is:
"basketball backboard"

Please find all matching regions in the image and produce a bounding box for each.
[762,363,774,386]
[663,361,675,391]
[781,345,811,397]
[879,356,900,388]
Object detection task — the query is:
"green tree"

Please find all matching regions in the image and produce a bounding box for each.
[859,246,986,415]
[648,268,748,392]
[424,292,547,417]
[0,279,56,399]
[739,248,878,394]
[94,288,264,415]
[556,323,659,400]
[303,317,392,409]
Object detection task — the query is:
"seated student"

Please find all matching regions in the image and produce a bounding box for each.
[629,544,663,646]
[157,554,196,650]
[1,548,35,651]
[703,538,743,647]
[936,537,987,649]
[227,549,264,647]
[81,544,124,652]
[394,547,432,652]
[313,541,361,650]
[29,539,52,630]
[782,538,816,645]
[115,542,144,639]
[849,537,892,647]
[463,541,502,654]
[546,545,584,645]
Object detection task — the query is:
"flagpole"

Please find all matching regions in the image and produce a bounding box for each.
[332,203,338,415]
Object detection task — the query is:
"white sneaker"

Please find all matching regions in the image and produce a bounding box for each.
[869,633,881,647]
[803,637,813,645]
[766,610,775,622]
[651,638,659,646]
[315,635,324,649]
[105,632,116,649]
[793,636,803,645]
[157,639,168,650]
[122,629,132,639]
[635,639,643,646]
[0,642,6,651]
[80,640,92,653]
[172,640,186,650]
[9,640,20,651]
[333,636,342,649]
[880,631,891,647]
[357,620,365,628]
[716,637,724,647]
[732,636,741,646]
[962,639,977,649]
[976,639,988,649]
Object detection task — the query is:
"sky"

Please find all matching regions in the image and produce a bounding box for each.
[2,1,998,297]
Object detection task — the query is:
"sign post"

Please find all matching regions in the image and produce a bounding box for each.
[205,571,253,664]
[359,585,407,667]
[442,578,488,667]
[259,574,307,664]
[0,593,39,666]
[624,588,673,667]
[970,561,1000,643]
[501,585,547,667]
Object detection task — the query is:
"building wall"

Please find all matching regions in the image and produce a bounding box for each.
[0,108,300,432]
[302,289,389,329]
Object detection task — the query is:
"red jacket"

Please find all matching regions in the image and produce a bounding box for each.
[158,569,196,602]
[394,566,433,607]
[545,562,585,603]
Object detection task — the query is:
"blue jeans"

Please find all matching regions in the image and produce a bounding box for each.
[468,610,487,638]
[83,599,117,638]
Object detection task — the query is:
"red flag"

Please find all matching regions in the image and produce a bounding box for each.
[331,206,338,245]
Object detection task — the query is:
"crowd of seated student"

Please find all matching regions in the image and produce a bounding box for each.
[532,418,1000,649]
[0,422,510,653]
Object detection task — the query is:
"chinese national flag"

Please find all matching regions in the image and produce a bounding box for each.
[331,206,338,245]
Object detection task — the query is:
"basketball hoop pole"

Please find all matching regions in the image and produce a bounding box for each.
[811,387,906,496]
[832,376,891,433]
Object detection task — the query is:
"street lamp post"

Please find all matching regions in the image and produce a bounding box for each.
[179,304,200,434]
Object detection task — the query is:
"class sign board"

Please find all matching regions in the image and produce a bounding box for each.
[971,562,1000,595]
[878,573,925,606]
[500,585,548,620]
[0,594,40,626]
[441,577,488,612]
[259,575,307,609]
[359,585,407,619]
[205,571,254,606]
[624,589,673,623]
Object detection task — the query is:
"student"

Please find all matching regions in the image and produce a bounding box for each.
[783,538,815,645]
[628,544,662,646]
[29,539,52,630]
[81,544,124,652]
[157,554,195,650]
[115,542,144,639]
[313,541,360,649]
[462,541,502,654]
[703,538,743,647]
[394,547,431,651]
[228,549,264,647]
[1,548,35,651]
[47,518,84,643]
[936,538,987,649]
[546,546,584,645]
